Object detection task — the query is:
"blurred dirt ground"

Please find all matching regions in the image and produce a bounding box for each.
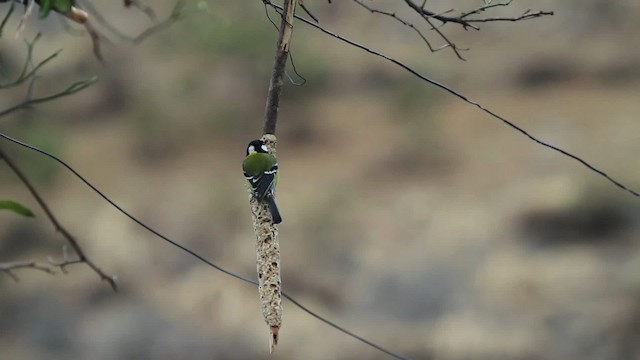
[1,1,640,359]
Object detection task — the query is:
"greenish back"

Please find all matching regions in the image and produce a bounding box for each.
[243,153,276,177]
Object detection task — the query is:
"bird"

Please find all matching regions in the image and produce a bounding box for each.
[242,139,282,224]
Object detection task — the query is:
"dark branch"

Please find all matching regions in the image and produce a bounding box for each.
[298,0,318,23]
[353,0,447,54]
[0,34,61,89]
[75,0,185,60]
[262,0,297,135]
[0,146,117,290]
[132,0,186,45]
[403,0,552,28]
[0,1,15,37]
[0,33,97,116]
[395,0,552,59]
[78,0,185,44]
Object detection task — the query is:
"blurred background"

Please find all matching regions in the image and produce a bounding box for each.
[1,0,640,359]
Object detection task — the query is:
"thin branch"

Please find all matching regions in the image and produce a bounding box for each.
[262,0,297,135]
[77,0,185,44]
[266,1,640,199]
[459,0,513,19]
[403,0,552,28]
[398,0,552,59]
[0,260,55,281]
[0,34,97,116]
[0,0,15,37]
[352,0,446,54]
[298,0,318,23]
[0,34,60,89]
[131,0,185,45]
[262,4,307,86]
[0,145,117,291]
[0,131,412,360]
[75,0,185,60]
[124,0,158,23]
[463,10,554,23]
[0,76,98,117]
[421,10,467,60]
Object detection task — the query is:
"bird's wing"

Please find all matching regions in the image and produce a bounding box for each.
[253,170,276,200]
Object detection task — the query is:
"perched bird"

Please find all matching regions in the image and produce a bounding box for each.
[243,139,282,224]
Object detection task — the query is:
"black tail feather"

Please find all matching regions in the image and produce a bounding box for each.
[266,195,282,224]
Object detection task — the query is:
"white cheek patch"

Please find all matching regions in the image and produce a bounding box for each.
[248,145,256,154]
[261,144,269,152]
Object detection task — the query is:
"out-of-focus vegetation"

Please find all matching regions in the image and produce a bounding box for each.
[1,1,640,359]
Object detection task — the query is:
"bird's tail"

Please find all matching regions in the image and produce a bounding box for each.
[266,195,282,224]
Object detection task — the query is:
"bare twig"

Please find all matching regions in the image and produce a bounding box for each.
[0,33,97,116]
[131,0,185,45]
[0,1,15,37]
[353,0,447,54]
[463,9,554,23]
[299,0,318,23]
[459,0,513,19]
[77,0,185,44]
[74,0,184,60]
[266,2,640,198]
[397,0,552,59]
[262,0,296,135]
[403,0,552,28]
[0,76,97,117]
[0,146,118,291]
[0,260,55,281]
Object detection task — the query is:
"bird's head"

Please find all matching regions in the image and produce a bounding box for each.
[246,139,269,156]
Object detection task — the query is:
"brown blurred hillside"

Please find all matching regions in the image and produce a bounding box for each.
[1,1,640,359]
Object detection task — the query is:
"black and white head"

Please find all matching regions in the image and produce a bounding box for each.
[246,139,269,155]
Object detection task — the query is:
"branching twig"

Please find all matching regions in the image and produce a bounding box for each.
[353,0,448,54]
[266,2,640,199]
[131,0,185,45]
[403,0,552,28]
[0,260,55,282]
[0,76,98,117]
[1,34,61,89]
[298,0,318,23]
[0,1,15,37]
[396,0,553,59]
[74,0,184,60]
[0,34,97,116]
[419,9,467,60]
[0,146,118,291]
[77,0,185,44]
